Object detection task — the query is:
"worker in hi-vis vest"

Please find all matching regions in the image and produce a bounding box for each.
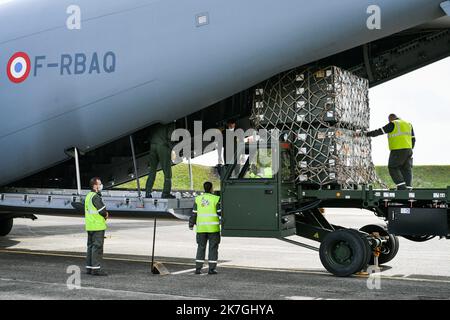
[248,166,273,179]
[359,114,416,190]
[85,177,109,276]
[189,182,221,275]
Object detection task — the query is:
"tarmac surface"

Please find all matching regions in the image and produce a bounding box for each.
[1,209,450,300]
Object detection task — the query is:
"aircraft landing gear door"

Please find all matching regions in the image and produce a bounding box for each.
[222,148,279,234]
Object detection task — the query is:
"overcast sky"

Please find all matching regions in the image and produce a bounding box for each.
[369,57,450,165]
[189,57,450,167]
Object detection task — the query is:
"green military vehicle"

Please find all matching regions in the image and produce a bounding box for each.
[220,140,450,277]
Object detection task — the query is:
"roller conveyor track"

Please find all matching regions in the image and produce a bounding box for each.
[0,188,196,220]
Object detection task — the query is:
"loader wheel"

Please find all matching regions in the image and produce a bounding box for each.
[0,218,13,236]
[319,229,369,277]
[348,229,372,271]
[360,224,399,265]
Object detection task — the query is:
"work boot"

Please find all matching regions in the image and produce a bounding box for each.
[162,194,176,199]
[208,269,218,275]
[194,269,202,275]
[92,270,108,276]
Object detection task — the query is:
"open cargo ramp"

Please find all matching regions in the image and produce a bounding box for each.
[0,188,194,220]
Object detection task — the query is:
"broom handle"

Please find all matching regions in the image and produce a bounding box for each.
[151,217,157,272]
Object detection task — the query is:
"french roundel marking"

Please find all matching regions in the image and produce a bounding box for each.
[7,52,31,83]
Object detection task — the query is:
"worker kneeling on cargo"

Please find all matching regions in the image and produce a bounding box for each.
[85,177,109,276]
[360,114,415,190]
[189,182,221,275]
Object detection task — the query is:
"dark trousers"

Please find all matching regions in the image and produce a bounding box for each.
[87,230,105,270]
[195,232,220,271]
[388,149,413,189]
[145,144,172,196]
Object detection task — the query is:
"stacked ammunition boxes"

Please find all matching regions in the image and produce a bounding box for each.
[252,66,379,188]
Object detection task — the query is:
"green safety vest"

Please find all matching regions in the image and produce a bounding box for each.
[262,167,273,178]
[195,193,220,233]
[249,167,273,179]
[85,192,107,232]
[388,119,413,151]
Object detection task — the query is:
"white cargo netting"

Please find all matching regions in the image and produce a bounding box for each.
[251,66,381,188]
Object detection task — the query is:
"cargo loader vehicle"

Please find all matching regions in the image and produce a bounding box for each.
[220,140,449,276]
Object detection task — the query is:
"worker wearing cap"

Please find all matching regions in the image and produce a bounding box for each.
[145,122,176,199]
[359,114,415,190]
[85,177,109,276]
[189,182,221,275]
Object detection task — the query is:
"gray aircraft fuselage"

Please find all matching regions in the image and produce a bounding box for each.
[0,0,447,186]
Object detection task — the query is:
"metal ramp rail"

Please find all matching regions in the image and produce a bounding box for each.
[0,188,195,220]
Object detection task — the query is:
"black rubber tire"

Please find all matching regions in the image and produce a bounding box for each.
[319,229,368,277]
[391,234,400,258]
[348,229,372,271]
[0,218,13,237]
[359,224,399,265]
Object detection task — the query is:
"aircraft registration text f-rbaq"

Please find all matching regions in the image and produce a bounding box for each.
[6,51,116,84]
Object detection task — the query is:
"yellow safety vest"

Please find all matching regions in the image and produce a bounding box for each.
[249,167,272,179]
[195,193,220,233]
[388,119,413,151]
[262,167,273,178]
[85,192,107,232]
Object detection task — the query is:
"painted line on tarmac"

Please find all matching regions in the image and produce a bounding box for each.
[353,272,450,284]
[0,249,90,260]
[285,296,339,300]
[216,264,450,285]
[0,249,191,266]
[0,277,211,300]
[3,249,450,285]
[219,264,330,276]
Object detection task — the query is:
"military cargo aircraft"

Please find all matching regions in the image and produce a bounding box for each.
[0,0,449,235]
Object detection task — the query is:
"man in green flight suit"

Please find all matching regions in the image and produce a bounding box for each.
[145,123,176,199]
[189,182,221,275]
